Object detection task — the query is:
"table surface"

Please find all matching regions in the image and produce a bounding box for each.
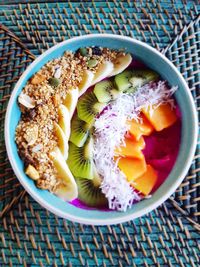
[0,1,199,267]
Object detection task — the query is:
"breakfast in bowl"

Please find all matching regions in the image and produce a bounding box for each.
[5,35,198,224]
[15,46,181,212]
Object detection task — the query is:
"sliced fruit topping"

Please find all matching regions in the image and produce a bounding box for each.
[109,53,132,77]
[75,167,107,207]
[63,88,79,119]
[77,91,106,124]
[142,103,177,131]
[67,137,94,179]
[94,80,120,103]
[49,147,78,201]
[128,69,159,93]
[54,122,68,160]
[91,61,114,85]
[69,114,92,147]
[78,70,94,96]
[117,156,147,182]
[115,137,145,159]
[114,70,133,92]
[115,69,159,93]
[58,104,71,140]
[83,136,94,159]
[54,182,73,201]
[131,165,158,196]
[127,114,154,141]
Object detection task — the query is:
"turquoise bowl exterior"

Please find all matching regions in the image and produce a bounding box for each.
[5,34,198,225]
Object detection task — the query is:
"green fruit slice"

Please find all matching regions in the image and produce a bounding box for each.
[67,137,94,179]
[115,69,159,93]
[94,80,120,103]
[69,114,92,147]
[127,69,159,93]
[114,70,133,92]
[77,91,106,124]
[76,168,107,207]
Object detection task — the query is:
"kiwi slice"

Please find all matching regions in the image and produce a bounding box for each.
[76,168,107,207]
[67,137,94,179]
[94,80,120,103]
[69,114,92,147]
[127,69,159,93]
[77,91,106,124]
[114,70,133,92]
[115,69,159,93]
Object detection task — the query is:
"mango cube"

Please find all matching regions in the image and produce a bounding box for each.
[142,103,177,131]
[115,137,145,159]
[131,165,158,195]
[117,156,147,182]
[127,114,154,140]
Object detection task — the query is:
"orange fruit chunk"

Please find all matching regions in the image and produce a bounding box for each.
[131,165,158,196]
[115,137,145,159]
[117,156,147,182]
[142,103,177,131]
[127,114,154,140]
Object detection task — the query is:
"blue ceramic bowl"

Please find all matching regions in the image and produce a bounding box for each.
[5,34,198,225]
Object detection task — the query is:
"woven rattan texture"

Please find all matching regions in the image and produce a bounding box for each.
[1,198,200,267]
[165,17,200,219]
[0,1,200,267]
[0,1,199,55]
[0,1,199,220]
[0,25,35,216]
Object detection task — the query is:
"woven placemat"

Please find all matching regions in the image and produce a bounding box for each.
[0,1,199,54]
[164,17,200,219]
[0,25,35,216]
[0,2,200,267]
[1,198,200,267]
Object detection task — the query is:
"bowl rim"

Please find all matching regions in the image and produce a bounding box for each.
[5,34,198,225]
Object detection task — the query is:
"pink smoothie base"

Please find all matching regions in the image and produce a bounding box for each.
[70,58,181,211]
[70,114,181,211]
[143,117,181,192]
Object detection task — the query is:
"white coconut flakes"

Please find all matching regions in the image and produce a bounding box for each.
[93,81,177,211]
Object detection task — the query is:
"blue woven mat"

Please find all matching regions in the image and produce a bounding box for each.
[1,1,199,54]
[0,2,199,266]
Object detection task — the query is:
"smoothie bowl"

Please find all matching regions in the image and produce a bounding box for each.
[5,34,198,225]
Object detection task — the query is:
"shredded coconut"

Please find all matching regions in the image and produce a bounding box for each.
[93,81,177,211]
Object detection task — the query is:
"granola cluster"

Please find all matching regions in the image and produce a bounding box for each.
[15,47,121,191]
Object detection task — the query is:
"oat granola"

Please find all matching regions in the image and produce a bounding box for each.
[15,47,121,192]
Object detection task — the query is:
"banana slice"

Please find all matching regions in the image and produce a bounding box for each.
[63,88,79,119]
[91,61,114,86]
[109,54,132,77]
[54,122,68,160]
[58,104,71,140]
[54,182,73,201]
[78,70,94,96]
[49,147,78,201]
